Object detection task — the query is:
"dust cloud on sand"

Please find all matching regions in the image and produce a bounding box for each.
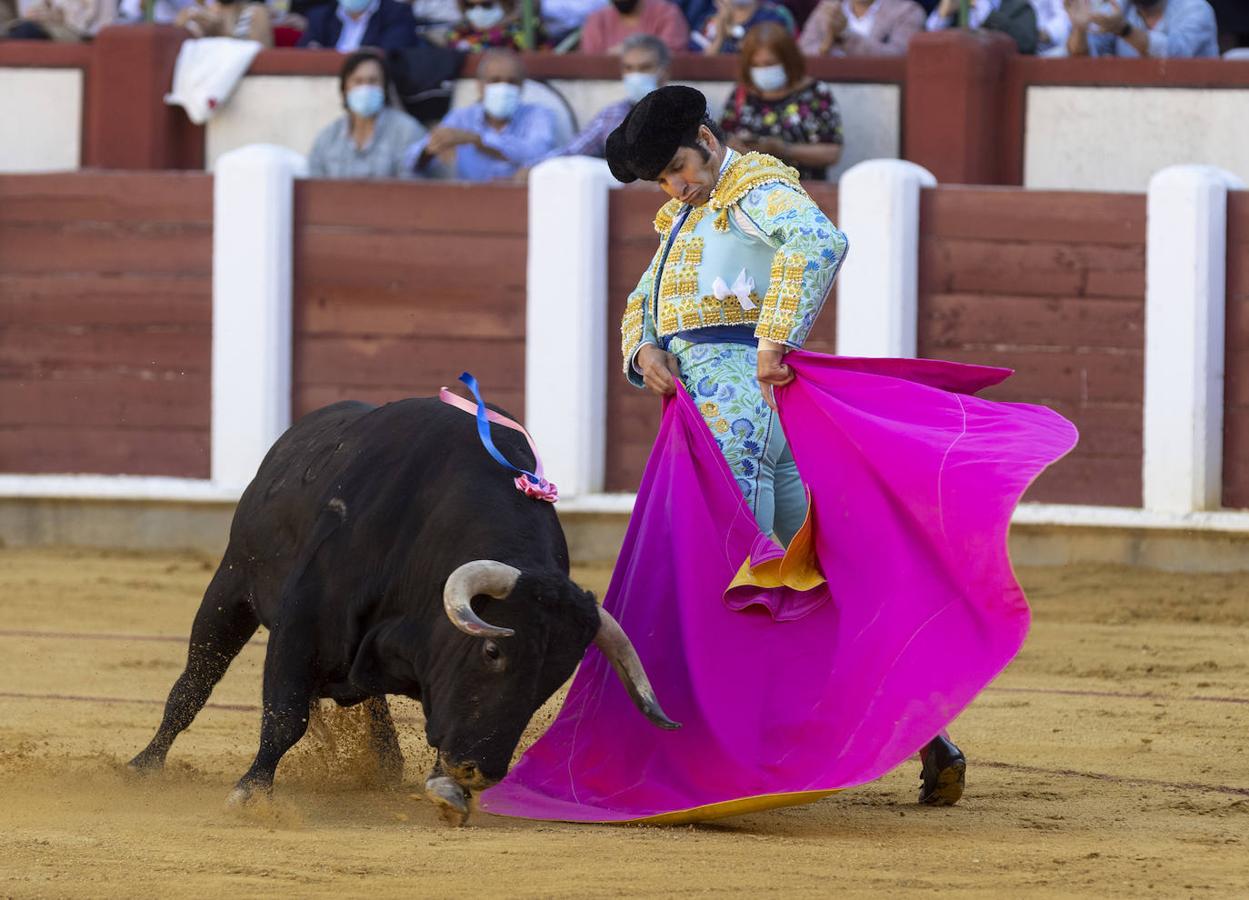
[1,548,1246,897]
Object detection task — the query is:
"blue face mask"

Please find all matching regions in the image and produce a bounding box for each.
[346,84,385,119]
[339,0,371,15]
[622,71,659,105]
[483,82,521,121]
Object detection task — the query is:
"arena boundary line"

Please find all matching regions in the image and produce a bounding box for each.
[3,480,1248,534]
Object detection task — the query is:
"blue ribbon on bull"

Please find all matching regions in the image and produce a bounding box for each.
[457,372,558,503]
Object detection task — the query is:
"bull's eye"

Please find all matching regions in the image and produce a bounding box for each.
[482,640,505,670]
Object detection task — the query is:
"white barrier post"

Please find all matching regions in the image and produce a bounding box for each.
[1143,165,1244,514]
[835,159,935,358]
[525,157,616,499]
[211,144,307,491]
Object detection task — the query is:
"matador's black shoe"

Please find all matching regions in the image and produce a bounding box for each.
[918,735,966,806]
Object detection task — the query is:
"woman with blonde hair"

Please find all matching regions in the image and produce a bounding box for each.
[718,22,843,180]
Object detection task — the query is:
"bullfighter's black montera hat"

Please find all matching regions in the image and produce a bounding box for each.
[605,85,708,184]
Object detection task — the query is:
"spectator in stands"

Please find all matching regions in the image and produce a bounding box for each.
[925,0,1040,54]
[1030,0,1072,52]
[1210,0,1249,52]
[309,51,426,179]
[409,48,559,181]
[781,0,821,30]
[672,0,713,36]
[719,22,843,180]
[542,0,609,44]
[579,0,690,53]
[2,0,118,38]
[175,0,274,45]
[798,0,925,55]
[297,0,419,51]
[1064,0,1218,56]
[535,33,671,166]
[116,0,194,24]
[694,0,794,53]
[412,0,462,32]
[445,0,542,50]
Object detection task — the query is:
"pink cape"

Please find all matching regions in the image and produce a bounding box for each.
[480,352,1079,823]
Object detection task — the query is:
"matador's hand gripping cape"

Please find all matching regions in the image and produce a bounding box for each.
[481,352,1077,823]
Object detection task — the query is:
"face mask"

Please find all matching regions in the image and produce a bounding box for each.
[751,64,788,93]
[465,4,505,29]
[612,0,640,13]
[346,84,385,118]
[483,82,521,121]
[339,0,371,14]
[622,71,659,105]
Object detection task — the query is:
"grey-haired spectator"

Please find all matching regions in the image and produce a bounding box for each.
[308,51,427,180]
[529,33,672,172]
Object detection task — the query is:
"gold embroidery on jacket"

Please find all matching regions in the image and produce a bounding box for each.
[620,291,646,369]
[757,252,807,342]
[765,188,804,218]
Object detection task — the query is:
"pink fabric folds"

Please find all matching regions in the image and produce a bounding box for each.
[480,351,1078,823]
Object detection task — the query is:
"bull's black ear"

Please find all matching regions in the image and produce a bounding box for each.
[349,618,422,697]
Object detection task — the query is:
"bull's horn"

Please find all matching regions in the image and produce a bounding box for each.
[594,607,681,730]
[443,561,520,638]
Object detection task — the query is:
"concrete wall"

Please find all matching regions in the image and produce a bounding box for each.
[1024,87,1249,192]
[0,68,82,173]
[205,75,341,170]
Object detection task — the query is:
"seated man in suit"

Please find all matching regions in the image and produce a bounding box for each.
[298,0,419,51]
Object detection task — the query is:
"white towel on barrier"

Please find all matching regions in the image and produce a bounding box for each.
[164,37,264,125]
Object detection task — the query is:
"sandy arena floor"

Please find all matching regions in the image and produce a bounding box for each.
[0,547,1246,898]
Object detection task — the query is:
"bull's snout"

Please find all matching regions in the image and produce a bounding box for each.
[440,755,496,791]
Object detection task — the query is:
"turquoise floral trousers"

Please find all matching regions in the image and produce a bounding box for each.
[669,337,806,545]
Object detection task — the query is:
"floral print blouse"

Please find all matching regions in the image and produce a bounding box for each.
[718,80,844,181]
[446,19,545,52]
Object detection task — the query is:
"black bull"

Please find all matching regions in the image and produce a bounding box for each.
[130,398,677,823]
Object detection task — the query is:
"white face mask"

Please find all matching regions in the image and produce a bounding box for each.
[622,71,659,105]
[750,64,788,93]
[465,4,504,29]
[483,82,522,121]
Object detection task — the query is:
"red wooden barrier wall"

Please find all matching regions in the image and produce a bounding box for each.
[291,180,528,420]
[603,183,839,493]
[917,187,1146,507]
[1224,192,1249,510]
[0,173,213,477]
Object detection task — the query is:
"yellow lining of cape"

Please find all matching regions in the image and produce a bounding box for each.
[633,789,838,824]
[725,489,826,595]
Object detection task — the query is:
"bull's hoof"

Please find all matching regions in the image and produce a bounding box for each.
[226,782,270,808]
[918,736,966,807]
[125,750,165,776]
[425,776,470,827]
